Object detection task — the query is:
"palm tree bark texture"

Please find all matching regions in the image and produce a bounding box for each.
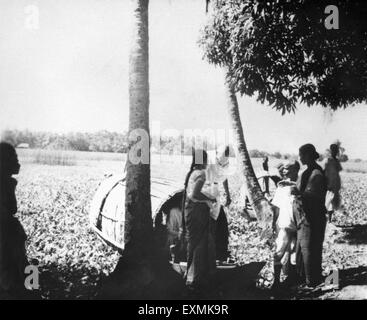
[124,0,153,258]
[99,0,186,299]
[224,73,273,238]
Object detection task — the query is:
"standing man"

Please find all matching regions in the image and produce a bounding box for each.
[202,145,233,263]
[262,156,270,195]
[296,144,327,288]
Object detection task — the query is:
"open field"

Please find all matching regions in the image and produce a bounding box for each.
[16,148,367,172]
[14,149,367,299]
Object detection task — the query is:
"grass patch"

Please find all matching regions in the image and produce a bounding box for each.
[341,161,367,174]
[33,150,77,166]
[344,168,367,174]
[17,148,126,164]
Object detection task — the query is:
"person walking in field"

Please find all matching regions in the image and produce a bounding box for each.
[296,144,327,288]
[271,160,301,290]
[0,142,29,298]
[182,149,217,293]
[324,144,342,223]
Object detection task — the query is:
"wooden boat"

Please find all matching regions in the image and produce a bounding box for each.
[89,172,279,252]
[89,174,183,251]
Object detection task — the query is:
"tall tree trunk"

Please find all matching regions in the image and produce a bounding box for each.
[99,0,185,299]
[124,0,152,258]
[224,73,273,237]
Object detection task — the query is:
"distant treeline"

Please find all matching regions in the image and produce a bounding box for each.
[1,129,295,159]
[1,129,129,153]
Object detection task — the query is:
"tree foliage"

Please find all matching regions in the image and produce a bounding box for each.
[200,0,367,113]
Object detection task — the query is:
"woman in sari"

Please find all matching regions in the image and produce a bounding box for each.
[183,149,216,292]
[296,144,327,288]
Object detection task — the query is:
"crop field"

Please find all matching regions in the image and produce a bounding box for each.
[14,149,367,299]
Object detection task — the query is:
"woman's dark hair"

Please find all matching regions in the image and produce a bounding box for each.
[182,148,208,205]
[330,144,339,154]
[299,143,320,161]
[180,149,208,237]
[293,160,301,172]
[224,145,230,157]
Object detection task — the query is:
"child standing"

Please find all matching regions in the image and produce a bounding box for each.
[271,160,301,290]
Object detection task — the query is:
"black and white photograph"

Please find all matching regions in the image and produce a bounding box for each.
[1,0,367,305]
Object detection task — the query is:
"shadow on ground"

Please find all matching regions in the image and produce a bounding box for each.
[265,266,367,300]
[210,262,268,300]
[38,263,101,299]
[98,260,268,300]
[334,224,367,245]
[339,266,367,287]
[294,266,367,300]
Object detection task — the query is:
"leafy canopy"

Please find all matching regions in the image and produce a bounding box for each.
[200,0,367,114]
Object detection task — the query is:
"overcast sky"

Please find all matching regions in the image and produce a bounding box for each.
[1,0,367,159]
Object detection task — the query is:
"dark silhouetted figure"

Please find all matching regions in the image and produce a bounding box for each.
[0,142,29,298]
[324,144,342,223]
[262,156,270,195]
[296,144,327,288]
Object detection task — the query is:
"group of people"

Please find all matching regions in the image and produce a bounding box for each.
[272,143,342,291]
[180,143,342,294]
[0,139,343,298]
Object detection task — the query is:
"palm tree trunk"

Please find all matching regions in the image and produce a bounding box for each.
[224,73,273,237]
[99,0,157,299]
[124,0,152,258]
